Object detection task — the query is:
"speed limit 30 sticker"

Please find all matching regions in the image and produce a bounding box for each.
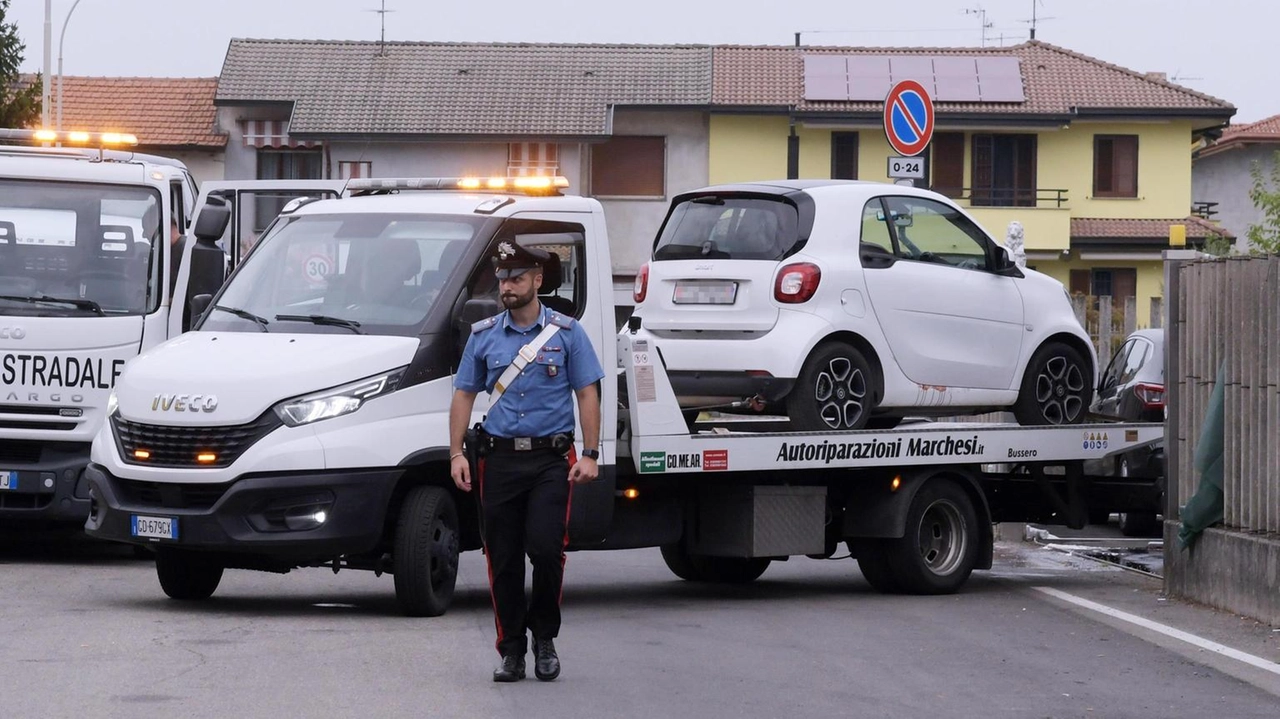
[304,254,333,284]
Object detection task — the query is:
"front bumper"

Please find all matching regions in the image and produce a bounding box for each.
[0,442,93,523]
[83,462,401,563]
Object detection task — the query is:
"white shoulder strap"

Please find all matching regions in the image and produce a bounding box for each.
[490,322,562,406]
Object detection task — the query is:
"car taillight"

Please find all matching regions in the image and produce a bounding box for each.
[633,262,649,304]
[1134,382,1165,408]
[774,263,821,304]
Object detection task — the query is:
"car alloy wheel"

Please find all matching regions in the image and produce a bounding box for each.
[1014,341,1092,426]
[814,356,868,429]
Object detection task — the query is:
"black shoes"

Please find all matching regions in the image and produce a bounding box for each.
[492,653,526,683]
[533,638,560,681]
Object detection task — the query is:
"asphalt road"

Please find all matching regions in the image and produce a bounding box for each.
[4,529,1278,719]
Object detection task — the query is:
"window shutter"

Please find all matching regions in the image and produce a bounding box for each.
[931,132,965,198]
[971,134,994,206]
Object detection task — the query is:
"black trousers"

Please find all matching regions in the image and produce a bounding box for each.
[478,447,572,657]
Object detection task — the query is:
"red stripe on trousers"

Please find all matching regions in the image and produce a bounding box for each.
[477,458,505,654]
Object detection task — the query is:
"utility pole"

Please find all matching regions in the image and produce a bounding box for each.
[42,0,51,128]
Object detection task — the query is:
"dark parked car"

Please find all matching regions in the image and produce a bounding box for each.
[1090,328,1165,536]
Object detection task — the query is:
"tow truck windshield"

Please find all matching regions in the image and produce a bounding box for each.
[200,212,480,336]
[0,179,163,316]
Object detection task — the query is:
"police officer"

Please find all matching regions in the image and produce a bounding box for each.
[449,239,605,683]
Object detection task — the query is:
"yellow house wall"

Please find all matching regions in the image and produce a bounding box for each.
[1038,120,1195,219]
[709,115,790,183]
[1034,256,1166,328]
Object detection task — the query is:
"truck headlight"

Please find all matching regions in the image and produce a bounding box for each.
[273,367,407,427]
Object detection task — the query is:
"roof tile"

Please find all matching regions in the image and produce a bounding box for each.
[28,76,225,148]
[1070,216,1233,240]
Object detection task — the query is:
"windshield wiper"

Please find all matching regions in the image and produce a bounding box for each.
[274,314,364,334]
[211,304,270,332]
[0,294,105,316]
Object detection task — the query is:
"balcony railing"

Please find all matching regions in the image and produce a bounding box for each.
[1191,201,1219,219]
[931,187,1069,209]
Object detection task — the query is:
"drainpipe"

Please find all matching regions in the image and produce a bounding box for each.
[787,116,799,179]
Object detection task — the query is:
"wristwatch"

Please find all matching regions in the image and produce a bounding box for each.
[581,448,600,460]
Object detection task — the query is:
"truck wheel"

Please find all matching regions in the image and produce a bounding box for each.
[884,479,979,594]
[660,542,771,583]
[788,342,875,431]
[155,549,223,601]
[1116,458,1160,537]
[852,540,902,593]
[394,486,460,617]
[1012,342,1091,425]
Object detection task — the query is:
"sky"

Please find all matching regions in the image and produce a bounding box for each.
[6,0,1275,123]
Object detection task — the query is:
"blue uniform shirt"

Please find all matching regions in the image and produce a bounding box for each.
[454,303,605,438]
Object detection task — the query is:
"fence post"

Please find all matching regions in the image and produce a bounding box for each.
[1098,295,1113,367]
[1150,297,1163,329]
[1123,296,1137,335]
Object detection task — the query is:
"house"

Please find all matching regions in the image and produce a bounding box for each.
[26,76,226,185]
[1192,114,1280,249]
[711,41,1236,327]
[212,39,1235,325]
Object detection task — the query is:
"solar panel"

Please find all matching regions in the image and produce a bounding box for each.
[846,56,893,101]
[932,57,981,102]
[976,57,1025,102]
[803,55,849,101]
[802,54,1025,104]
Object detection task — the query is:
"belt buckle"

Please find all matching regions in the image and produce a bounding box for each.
[514,437,533,451]
[518,345,538,363]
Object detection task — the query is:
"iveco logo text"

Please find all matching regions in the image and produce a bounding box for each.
[152,394,218,413]
[0,327,26,339]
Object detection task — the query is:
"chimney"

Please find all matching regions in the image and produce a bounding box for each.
[1145,71,1168,82]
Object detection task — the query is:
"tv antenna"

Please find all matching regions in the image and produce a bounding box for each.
[963,6,995,47]
[1022,0,1055,40]
[1171,69,1203,83]
[368,0,395,55]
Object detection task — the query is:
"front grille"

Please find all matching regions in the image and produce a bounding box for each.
[0,493,52,510]
[114,477,232,510]
[112,411,282,468]
[0,404,83,417]
[0,419,77,431]
[0,440,41,463]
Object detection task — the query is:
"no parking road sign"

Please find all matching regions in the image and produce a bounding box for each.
[883,80,935,157]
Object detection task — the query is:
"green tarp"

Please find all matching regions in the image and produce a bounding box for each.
[1177,361,1227,550]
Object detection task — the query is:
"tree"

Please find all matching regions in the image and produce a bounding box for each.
[1201,231,1232,257]
[1245,150,1280,255]
[0,0,42,128]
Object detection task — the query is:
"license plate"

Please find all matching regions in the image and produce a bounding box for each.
[0,471,12,491]
[673,280,738,305]
[131,515,179,541]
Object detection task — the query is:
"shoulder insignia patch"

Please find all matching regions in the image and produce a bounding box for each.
[471,316,499,333]
[547,311,574,329]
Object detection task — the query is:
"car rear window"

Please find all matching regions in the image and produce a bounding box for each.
[653,196,799,261]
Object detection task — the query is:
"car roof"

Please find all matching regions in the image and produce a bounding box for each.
[675,179,948,202]
[290,191,600,218]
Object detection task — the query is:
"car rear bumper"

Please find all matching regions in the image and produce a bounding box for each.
[83,462,400,562]
[667,370,795,406]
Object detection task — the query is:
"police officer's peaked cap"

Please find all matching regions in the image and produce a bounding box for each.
[491,240,551,279]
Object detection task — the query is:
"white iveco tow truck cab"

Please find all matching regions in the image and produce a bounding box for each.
[0,131,218,523]
[84,176,1163,615]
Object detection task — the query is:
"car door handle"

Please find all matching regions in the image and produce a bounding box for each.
[860,251,896,269]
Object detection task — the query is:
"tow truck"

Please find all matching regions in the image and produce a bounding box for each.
[81,176,1163,614]
[0,130,209,524]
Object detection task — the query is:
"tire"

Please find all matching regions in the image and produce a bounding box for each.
[1115,459,1159,536]
[787,342,876,431]
[865,416,903,430]
[1012,341,1092,426]
[155,548,223,601]
[852,540,902,593]
[883,479,980,594]
[394,486,460,617]
[660,541,770,583]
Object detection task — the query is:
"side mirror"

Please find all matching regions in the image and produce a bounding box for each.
[994,246,1023,277]
[454,297,501,357]
[189,293,213,325]
[192,198,231,241]
[183,239,228,331]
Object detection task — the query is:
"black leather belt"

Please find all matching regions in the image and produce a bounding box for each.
[481,433,573,454]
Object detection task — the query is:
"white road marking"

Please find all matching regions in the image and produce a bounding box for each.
[1034,586,1280,676]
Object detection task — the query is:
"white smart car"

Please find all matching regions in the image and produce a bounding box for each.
[629,180,1095,431]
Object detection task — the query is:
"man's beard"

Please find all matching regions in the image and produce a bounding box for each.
[501,288,537,310]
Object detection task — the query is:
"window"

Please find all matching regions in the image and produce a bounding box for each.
[879,196,991,270]
[1070,268,1136,299]
[338,161,372,180]
[971,134,1037,207]
[590,136,664,197]
[256,150,323,230]
[508,143,560,177]
[929,132,965,198]
[653,197,800,261]
[1094,135,1138,198]
[831,132,858,180]
[859,200,894,253]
